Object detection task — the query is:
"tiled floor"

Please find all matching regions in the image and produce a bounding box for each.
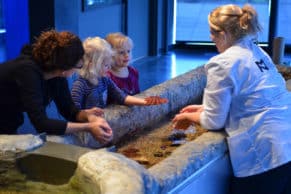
[134,49,215,91]
[14,49,214,132]
[1,45,291,91]
[134,49,291,91]
[1,44,291,132]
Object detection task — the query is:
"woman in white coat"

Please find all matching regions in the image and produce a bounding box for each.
[173,4,291,194]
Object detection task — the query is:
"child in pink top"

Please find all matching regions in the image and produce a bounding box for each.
[106,32,140,95]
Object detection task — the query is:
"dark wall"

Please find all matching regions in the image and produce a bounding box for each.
[54,0,79,34]
[4,0,171,61]
[127,0,149,60]
[52,0,149,60]
[29,0,55,42]
[78,2,123,39]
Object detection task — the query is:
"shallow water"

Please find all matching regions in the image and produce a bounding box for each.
[0,154,83,194]
[116,118,207,168]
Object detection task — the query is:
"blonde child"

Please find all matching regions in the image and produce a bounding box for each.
[105,32,140,95]
[71,37,167,148]
[71,36,167,110]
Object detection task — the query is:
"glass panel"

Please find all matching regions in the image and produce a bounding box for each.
[0,0,6,63]
[0,0,3,29]
[82,0,122,11]
[277,0,291,45]
[175,0,270,44]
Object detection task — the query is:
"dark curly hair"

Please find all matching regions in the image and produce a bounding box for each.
[32,30,84,72]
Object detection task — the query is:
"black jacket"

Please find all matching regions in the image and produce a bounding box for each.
[0,46,80,134]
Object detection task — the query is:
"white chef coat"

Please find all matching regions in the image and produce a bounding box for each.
[201,36,291,177]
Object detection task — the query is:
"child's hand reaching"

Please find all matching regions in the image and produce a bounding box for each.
[144,96,168,105]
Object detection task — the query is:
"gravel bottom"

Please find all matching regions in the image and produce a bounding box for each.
[116,119,207,168]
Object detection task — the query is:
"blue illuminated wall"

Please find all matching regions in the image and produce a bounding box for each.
[3,0,29,60]
[3,0,55,60]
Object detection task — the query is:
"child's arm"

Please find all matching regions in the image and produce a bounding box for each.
[107,77,167,106]
[124,95,146,105]
[124,95,168,106]
[71,79,86,109]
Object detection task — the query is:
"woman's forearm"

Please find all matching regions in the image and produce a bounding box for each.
[65,122,91,134]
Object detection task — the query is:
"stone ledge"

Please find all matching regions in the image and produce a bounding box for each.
[149,131,227,193]
[0,65,231,194]
[70,131,227,194]
[0,134,43,155]
[99,66,207,146]
[72,149,159,194]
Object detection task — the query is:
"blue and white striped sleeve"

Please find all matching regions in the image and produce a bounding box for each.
[71,78,86,109]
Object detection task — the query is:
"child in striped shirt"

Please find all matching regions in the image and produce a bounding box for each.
[71,36,167,148]
[71,36,167,110]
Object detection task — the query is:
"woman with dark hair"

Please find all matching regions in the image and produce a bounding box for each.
[0,30,113,145]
